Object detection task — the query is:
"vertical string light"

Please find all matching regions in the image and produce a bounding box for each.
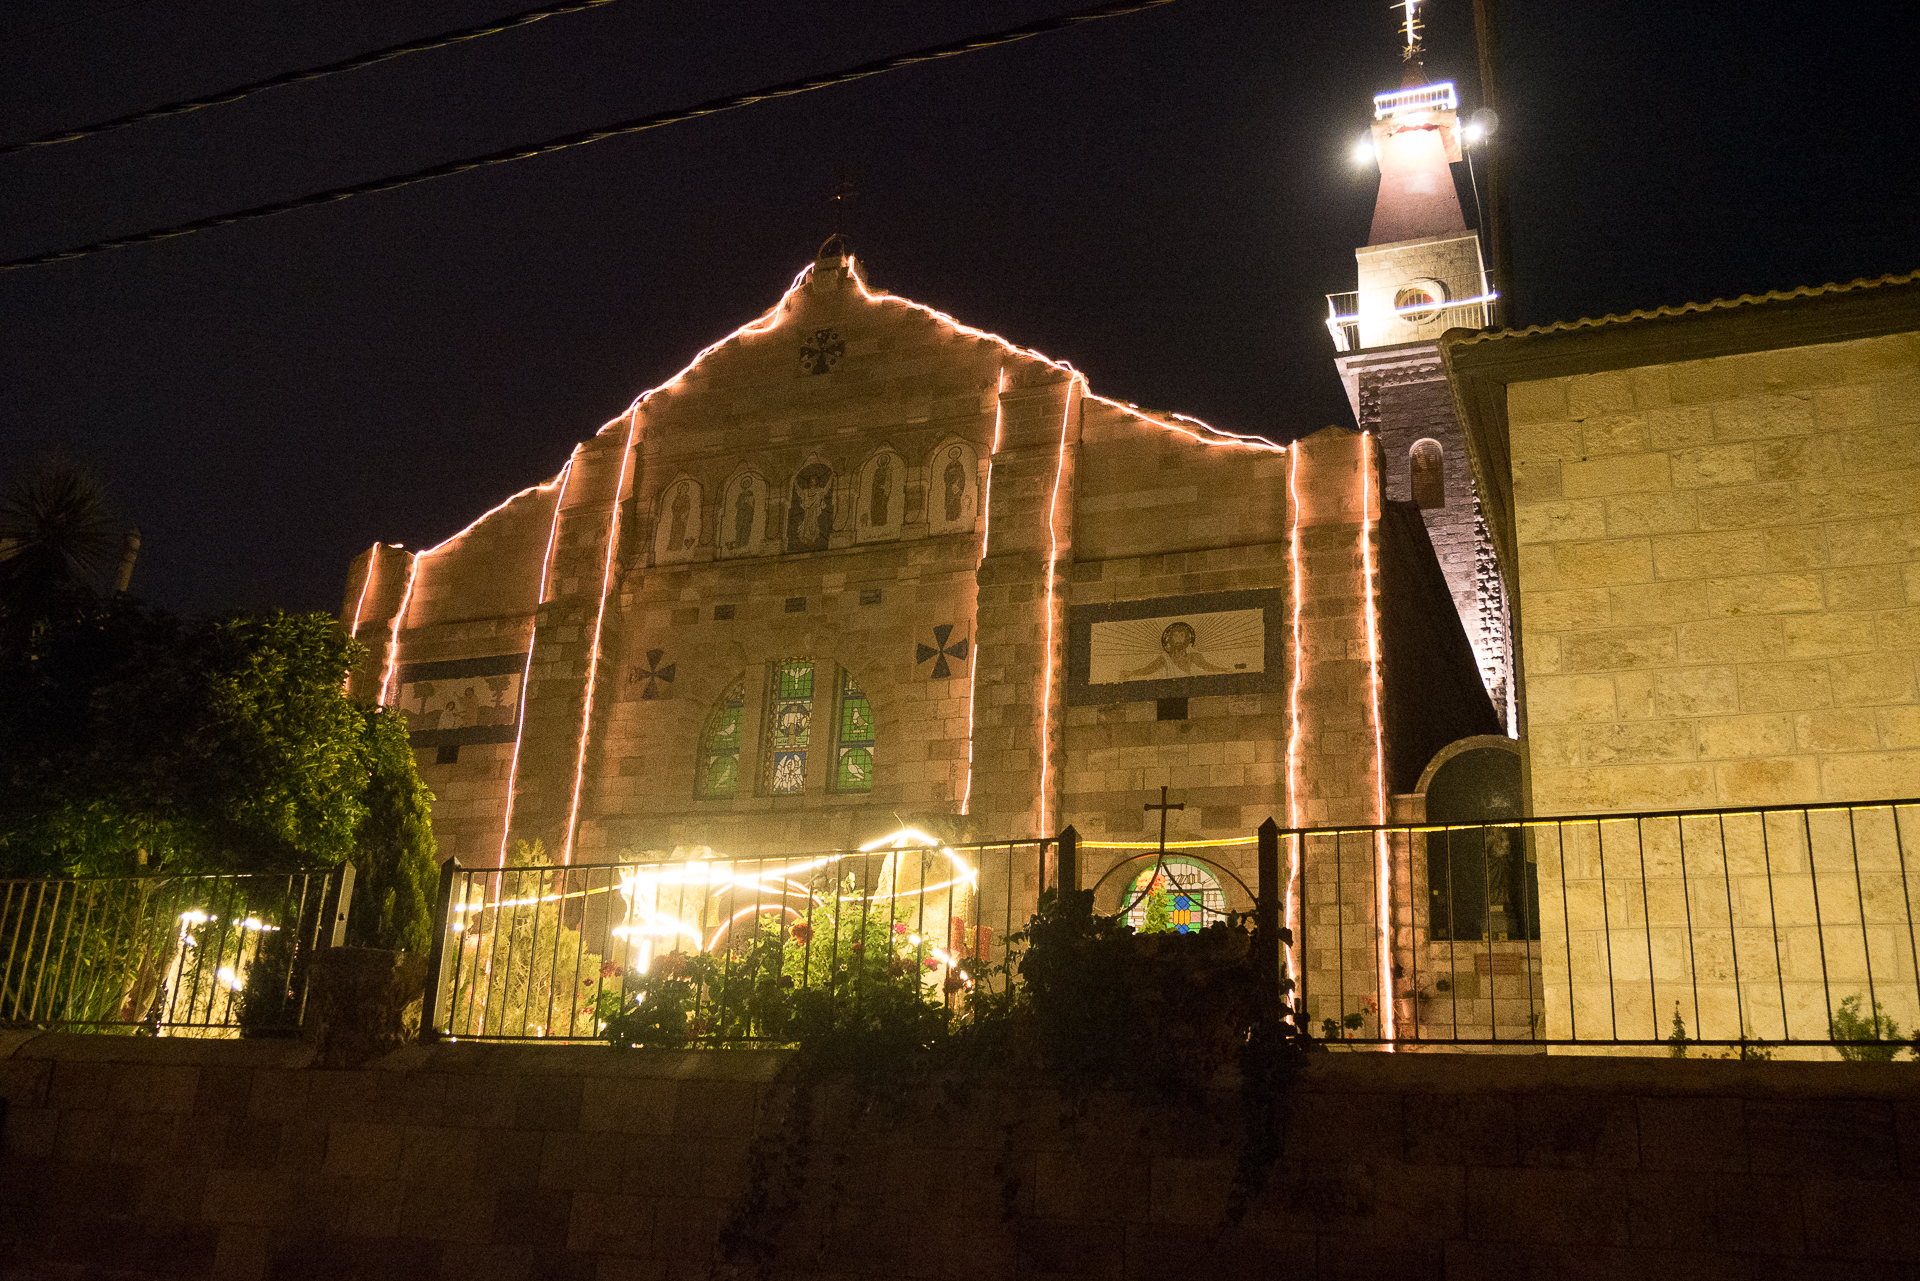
[1285,444,1305,979]
[1036,374,1078,838]
[1359,432,1396,1044]
[562,411,643,865]
[497,455,576,863]
[345,543,379,693]
[959,366,1007,817]
[377,553,419,707]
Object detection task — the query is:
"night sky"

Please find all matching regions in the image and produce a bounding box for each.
[2,0,1911,620]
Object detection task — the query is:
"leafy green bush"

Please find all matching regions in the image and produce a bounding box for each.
[1830,994,1907,1061]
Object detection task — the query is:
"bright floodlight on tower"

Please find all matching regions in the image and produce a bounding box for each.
[1352,136,1377,166]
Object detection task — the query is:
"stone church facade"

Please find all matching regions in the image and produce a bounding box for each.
[342,245,1495,904]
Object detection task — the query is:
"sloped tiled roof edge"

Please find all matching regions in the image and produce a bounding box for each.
[1448,268,1920,346]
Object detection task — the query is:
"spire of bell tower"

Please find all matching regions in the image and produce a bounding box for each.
[1326,0,1493,355]
[1323,0,1515,732]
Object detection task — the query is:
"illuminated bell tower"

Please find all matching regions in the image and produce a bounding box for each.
[1327,0,1513,730]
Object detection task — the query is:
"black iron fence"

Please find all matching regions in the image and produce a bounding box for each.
[1286,799,1920,1057]
[0,868,350,1035]
[11,799,1915,1058]
[420,837,1049,1043]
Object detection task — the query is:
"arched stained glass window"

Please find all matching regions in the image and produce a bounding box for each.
[833,668,874,793]
[698,677,746,798]
[1123,858,1227,934]
[764,659,814,795]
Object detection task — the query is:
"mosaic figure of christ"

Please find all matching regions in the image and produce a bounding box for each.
[1087,607,1264,686]
[1121,621,1229,680]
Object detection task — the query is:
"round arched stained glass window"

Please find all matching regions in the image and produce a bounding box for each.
[1123,858,1227,934]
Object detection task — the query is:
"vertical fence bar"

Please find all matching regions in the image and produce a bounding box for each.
[1679,816,1702,1041]
[1717,814,1745,1044]
[1804,808,1834,1037]
[1895,806,1918,1015]
[1845,806,1880,1037]
[327,864,356,948]
[1556,822,1575,1042]
[1483,823,1497,1042]
[420,858,460,1042]
[1760,813,1788,1040]
[1256,819,1280,1014]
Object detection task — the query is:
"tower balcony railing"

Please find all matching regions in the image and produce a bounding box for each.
[1325,274,1499,353]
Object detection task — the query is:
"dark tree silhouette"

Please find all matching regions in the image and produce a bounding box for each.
[0,453,120,643]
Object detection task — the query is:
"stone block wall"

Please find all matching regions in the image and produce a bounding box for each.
[5,1031,1918,1279]
[1506,330,1920,814]
[1444,284,1920,1054]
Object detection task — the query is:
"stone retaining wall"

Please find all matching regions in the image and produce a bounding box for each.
[2,1031,1916,1279]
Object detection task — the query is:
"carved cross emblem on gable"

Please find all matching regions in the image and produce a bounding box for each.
[915,625,970,679]
[628,648,676,700]
[799,328,845,376]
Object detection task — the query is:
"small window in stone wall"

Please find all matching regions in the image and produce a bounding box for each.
[698,677,747,798]
[833,668,874,793]
[1411,438,1445,509]
[765,659,815,795]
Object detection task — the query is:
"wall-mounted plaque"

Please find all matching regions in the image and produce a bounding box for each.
[1066,589,1285,706]
[394,652,528,747]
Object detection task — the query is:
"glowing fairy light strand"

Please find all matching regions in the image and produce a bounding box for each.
[343,543,379,693]
[960,367,1007,817]
[1358,434,1395,1044]
[845,265,1276,455]
[377,553,419,706]
[497,456,576,862]
[423,472,570,559]
[347,543,377,639]
[1037,376,1079,836]
[1285,444,1305,972]
[562,411,643,864]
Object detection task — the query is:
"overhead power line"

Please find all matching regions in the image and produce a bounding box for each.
[0,0,626,159]
[0,0,1180,273]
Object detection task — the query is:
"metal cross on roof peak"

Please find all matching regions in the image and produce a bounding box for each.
[1397,0,1424,58]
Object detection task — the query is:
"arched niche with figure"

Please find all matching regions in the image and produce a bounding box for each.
[653,477,703,565]
[926,439,980,537]
[855,449,906,544]
[785,458,835,553]
[716,470,768,560]
[1418,736,1536,942]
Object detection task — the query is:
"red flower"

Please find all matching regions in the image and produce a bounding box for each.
[849,941,864,954]
[791,922,813,945]
[923,958,940,971]
[599,961,622,979]
[892,922,909,935]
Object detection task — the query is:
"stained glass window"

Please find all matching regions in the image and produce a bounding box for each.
[833,667,874,793]
[765,659,814,795]
[698,677,746,798]
[1124,858,1227,934]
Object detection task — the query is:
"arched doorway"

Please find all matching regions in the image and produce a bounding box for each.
[1422,741,1537,941]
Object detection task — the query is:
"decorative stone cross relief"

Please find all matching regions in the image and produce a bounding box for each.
[628,648,676,700]
[799,327,844,376]
[915,624,970,679]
